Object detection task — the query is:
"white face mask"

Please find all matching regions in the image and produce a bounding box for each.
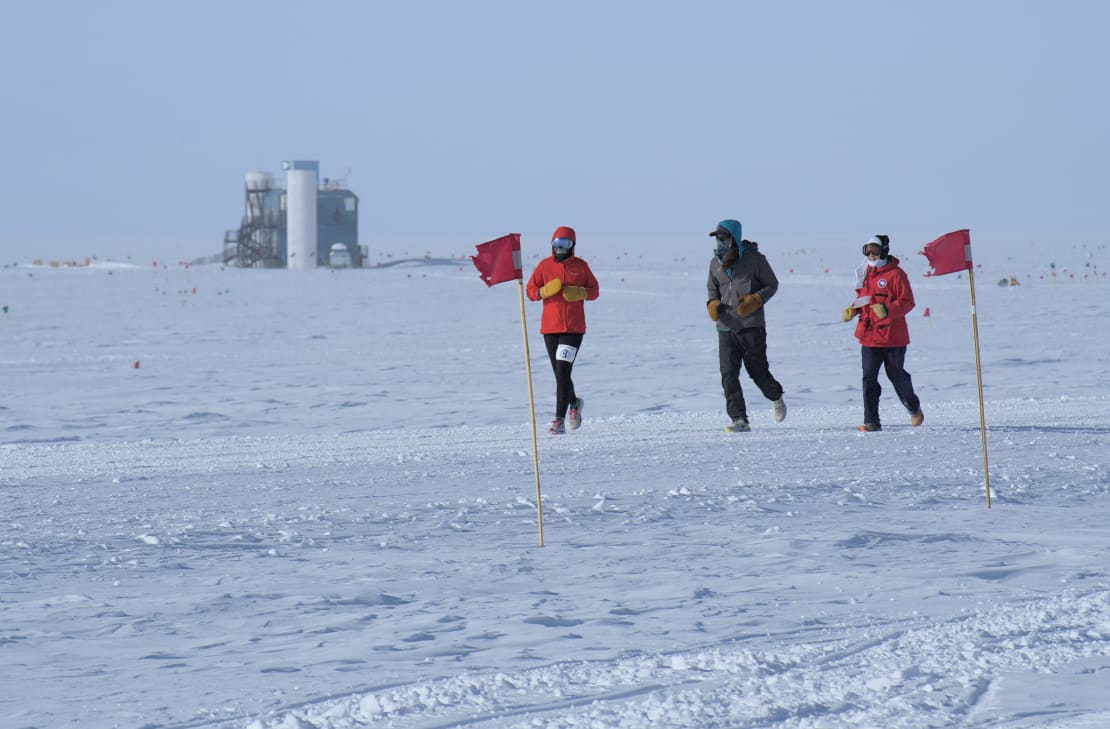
[866,258,887,268]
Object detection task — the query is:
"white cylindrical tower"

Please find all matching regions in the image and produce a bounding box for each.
[283,160,318,270]
[245,171,272,191]
[244,171,273,222]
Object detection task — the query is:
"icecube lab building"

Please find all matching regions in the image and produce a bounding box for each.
[223,160,361,269]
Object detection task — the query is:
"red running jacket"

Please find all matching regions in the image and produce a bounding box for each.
[854,256,915,348]
[526,255,600,334]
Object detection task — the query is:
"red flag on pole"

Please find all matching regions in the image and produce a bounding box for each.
[919,228,993,507]
[469,231,547,544]
[920,229,972,277]
[471,233,522,287]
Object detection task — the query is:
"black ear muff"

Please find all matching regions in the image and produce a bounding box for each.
[876,235,890,258]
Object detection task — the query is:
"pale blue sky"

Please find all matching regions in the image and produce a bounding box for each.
[2,0,1106,257]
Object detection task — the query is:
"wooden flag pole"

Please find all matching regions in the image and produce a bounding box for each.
[517,279,545,545]
[966,267,992,508]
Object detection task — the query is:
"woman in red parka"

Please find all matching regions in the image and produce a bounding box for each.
[526,226,600,434]
[842,234,924,432]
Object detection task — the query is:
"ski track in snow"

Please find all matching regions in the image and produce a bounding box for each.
[2,236,1109,728]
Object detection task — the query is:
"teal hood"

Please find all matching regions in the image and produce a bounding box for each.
[717,219,742,241]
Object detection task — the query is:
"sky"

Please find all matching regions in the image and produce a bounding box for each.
[3,234,1109,727]
[2,1,1108,261]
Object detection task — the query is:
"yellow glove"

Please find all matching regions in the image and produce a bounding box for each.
[870,303,888,319]
[707,299,721,321]
[735,293,764,317]
[841,307,858,322]
[539,278,562,298]
[562,285,588,302]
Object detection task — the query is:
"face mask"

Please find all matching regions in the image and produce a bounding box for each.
[867,257,888,268]
[553,246,572,261]
[714,238,731,259]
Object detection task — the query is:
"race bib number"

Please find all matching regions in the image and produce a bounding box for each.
[555,344,578,363]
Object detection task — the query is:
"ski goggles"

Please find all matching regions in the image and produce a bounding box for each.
[551,237,574,250]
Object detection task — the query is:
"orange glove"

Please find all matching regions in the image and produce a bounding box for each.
[539,278,562,298]
[870,303,888,319]
[707,299,721,321]
[735,293,764,317]
[841,307,858,322]
[562,285,588,302]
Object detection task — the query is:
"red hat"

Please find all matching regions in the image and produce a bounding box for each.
[551,226,576,244]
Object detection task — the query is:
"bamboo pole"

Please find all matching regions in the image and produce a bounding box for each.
[517,279,544,545]
[966,267,992,508]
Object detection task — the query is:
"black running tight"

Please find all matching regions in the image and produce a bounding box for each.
[543,333,584,419]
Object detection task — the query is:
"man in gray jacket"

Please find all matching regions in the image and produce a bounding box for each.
[706,219,787,432]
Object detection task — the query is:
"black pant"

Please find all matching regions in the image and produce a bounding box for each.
[718,328,783,421]
[544,333,584,419]
[861,346,920,425]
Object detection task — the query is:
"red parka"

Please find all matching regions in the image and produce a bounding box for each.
[526,255,600,334]
[854,256,915,348]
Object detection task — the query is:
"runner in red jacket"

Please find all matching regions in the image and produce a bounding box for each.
[526,226,600,434]
[842,235,924,431]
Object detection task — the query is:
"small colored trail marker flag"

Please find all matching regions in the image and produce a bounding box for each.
[920,228,972,277]
[471,233,522,286]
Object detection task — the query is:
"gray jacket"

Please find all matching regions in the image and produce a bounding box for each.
[706,242,778,332]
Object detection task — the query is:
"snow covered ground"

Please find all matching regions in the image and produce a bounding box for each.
[2,233,1109,728]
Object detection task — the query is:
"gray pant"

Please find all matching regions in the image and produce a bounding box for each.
[719,328,783,421]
